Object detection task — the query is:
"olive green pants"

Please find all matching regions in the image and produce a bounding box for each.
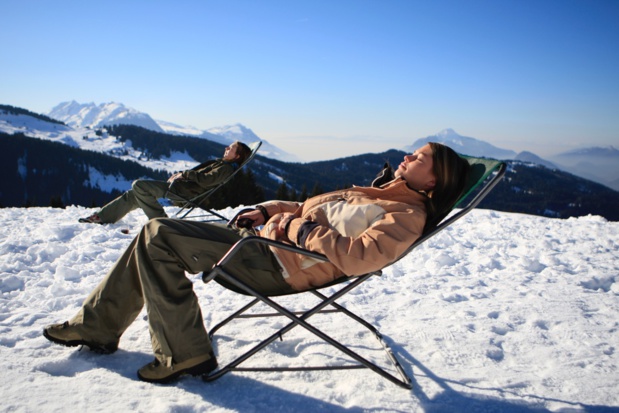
[97,180,202,224]
[69,218,293,366]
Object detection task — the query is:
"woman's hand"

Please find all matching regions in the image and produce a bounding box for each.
[275,212,295,241]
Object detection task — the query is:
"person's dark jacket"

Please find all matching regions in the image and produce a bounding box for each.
[180,159,237,190]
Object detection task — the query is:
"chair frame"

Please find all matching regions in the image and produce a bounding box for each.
[202,158,507,388]
[169,141,262,221]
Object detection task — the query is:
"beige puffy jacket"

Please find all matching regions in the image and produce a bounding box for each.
[257,179,427,291]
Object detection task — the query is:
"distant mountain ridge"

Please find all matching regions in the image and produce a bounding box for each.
[548,145,619,190]
[407,128,518,159]
[201,123,301,162]
[558,146,619,157]
[514,151,558,170]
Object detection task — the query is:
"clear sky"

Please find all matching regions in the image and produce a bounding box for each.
[2,0,618,161]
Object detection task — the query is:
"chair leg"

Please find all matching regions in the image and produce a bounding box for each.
[172,205,228,221]
[203,269,413,389]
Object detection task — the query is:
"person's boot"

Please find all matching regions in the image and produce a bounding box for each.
[78,214,103,224]
[43,321,118,354]
[137,352,218,384]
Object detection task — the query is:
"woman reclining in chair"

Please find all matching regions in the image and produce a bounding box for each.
[79,141,252,224]
[44,142,469,384]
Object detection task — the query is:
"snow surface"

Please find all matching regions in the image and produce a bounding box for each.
[1,206,618,412]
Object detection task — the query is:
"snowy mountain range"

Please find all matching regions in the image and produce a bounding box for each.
[48,101,165,133]
[48,101,301,163]
[406,128,518,160]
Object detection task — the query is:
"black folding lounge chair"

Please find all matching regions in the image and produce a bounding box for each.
[201,156,507,389]
[169,141,262,221]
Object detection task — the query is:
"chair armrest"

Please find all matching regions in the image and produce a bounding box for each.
[202,235,328,283]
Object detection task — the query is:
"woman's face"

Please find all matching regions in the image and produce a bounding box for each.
[223,143,239,161]
[394,143,437,191]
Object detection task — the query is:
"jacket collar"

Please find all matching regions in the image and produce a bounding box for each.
[353,179,428,204]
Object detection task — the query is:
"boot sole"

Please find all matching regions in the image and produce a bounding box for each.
[43,328,84,347]
[43,329,117,354]
[137,358,218,384]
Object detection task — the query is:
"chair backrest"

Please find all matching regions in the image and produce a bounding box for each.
[410,156,506,251]
[188,141,262,201]
[243,141,262,165]
[457,156,506,207]
[171,141,262,218]
[213,140,262,190]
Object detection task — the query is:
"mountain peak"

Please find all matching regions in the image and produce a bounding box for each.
[437,128,459,137]
[206,123,254,136]
[48,101,163,133]
[202,123,301,162]
[404,129,518,160]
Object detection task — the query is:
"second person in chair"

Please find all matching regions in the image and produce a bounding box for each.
[79,141,252,224]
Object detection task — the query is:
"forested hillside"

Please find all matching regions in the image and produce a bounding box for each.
[0,132,167,207]
[2,126,619,221]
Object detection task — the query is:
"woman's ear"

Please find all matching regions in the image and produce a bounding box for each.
[424,179,436,191]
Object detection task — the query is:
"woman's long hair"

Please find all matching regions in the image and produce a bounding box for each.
[424,142,470,231]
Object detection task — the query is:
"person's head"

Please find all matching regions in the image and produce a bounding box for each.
[396,142,470,229]
[223,141,252,164]
[394,143,437,192]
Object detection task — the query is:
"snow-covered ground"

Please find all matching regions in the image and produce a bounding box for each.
[0,206,617,412]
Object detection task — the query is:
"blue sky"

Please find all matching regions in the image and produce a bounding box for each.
[2,0,618,161]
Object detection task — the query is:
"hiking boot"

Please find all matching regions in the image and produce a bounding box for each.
[43,321,118,354]
[137,352,218,384]
[78,214,103,224]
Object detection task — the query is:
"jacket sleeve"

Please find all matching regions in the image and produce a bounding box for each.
[287,207,426,276]
[182,161,235,190]
[259,200,303,219]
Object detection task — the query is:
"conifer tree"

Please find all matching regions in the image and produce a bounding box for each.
[299,184,308,202]
[275,181,289,200]
[310,183,324,198]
